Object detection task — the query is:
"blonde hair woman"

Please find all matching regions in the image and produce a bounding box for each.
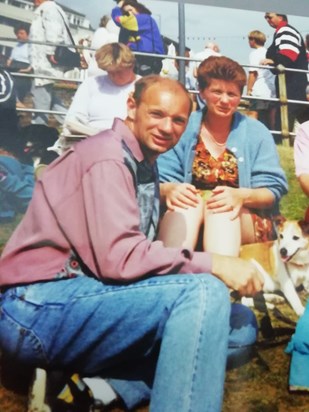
[55,43,140,153]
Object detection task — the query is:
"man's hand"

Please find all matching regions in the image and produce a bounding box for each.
[260,58,274,66]
[211,254,264,296]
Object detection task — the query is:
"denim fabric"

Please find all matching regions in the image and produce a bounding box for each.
[286,302,309,389]
[0,274,256,411]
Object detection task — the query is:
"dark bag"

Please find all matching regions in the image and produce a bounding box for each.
[53,6,81,70]
[7,60,32,72]
[134,55,163,76]
[54,46,81,69]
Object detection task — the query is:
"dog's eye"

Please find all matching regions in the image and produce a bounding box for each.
[292,236,299,241]
[279,234,283,239]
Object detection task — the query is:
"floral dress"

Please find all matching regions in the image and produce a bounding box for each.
[192,136,275,242]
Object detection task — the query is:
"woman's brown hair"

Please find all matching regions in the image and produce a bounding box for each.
[197,56,247,93]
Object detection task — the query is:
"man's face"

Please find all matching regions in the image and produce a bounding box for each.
[264,13,282,28]
[128,83,191,163]
[16,29,28,41]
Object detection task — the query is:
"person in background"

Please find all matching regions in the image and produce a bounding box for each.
[0,68,34,222]
[112,0,137,44]
[54,42,140,154]
[285,120,309,392]
[87,15,119,76]
[6,23,33,107]
[112,0,165,75]
[157,56,288,257]
[0,75,263,412]
[29,0,70,126]
[305,33,309,82]
[247,30,276,130]
[261,13,308,143]
[191,42,221,110]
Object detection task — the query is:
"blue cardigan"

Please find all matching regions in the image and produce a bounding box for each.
[157,110,288,215]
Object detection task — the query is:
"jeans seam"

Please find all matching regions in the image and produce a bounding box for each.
[188,278,208,412]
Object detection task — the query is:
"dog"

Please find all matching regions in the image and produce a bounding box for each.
[240,219,309,317]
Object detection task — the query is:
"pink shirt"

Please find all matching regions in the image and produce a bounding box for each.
[294,120,309,176]
[0,119,212,286]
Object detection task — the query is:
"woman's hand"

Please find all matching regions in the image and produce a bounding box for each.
[206,186,243,219]
[160,182,200,210]
[206,186,275,219]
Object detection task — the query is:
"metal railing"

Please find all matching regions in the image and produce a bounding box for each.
[1,36,309,144]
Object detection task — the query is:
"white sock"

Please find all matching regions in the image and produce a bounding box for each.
[83,377,117,405]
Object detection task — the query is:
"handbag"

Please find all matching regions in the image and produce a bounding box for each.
[53,7,82,70]
[54,46,81,69]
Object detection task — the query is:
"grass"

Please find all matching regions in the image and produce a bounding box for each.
[0,144,308,411]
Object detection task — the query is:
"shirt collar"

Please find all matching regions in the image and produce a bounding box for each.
[112,117,145,163]
[276,20,288,32]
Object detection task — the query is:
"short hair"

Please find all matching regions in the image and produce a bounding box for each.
[132,75,192,112]
[99,15,110,28]
[248,30,266,46]
[197,56,247,93]
[276,14,288,21]
[95,42,136,71]
[266,12,288,22]
[14,23,29,35]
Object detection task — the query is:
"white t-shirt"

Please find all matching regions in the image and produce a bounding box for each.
[65,74,139,131]
[249,47,275,98]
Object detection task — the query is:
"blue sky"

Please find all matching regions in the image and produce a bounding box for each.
[57,0,309,65]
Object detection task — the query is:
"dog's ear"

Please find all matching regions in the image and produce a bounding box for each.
[273,215,286,228]
[299,220,309,235]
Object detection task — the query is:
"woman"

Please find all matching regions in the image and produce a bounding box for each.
[56,43,140,153]
[157,56,288,256]
[112,0,165,75]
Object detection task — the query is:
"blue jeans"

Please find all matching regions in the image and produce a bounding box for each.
[0,274,255,411]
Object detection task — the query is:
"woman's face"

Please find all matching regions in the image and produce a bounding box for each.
[107,66,136,86]
[123,5,138,14]
[200,79,241,119]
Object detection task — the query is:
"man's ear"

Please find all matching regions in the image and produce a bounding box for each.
[126,93,137,121]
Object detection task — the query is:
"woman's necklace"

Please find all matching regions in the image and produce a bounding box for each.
[201,123,227,147]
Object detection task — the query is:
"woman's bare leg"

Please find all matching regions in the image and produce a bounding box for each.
[157,198,204,249]
[240,209,257,245]
[203,209,241,257]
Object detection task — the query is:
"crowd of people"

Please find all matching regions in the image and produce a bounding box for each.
[1,2,309,411]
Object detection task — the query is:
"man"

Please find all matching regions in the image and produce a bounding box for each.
[262,13,308,142]
[0,76,263,411]
[247,30,276,129]
[6,23,33,106]
[29,0,70,125]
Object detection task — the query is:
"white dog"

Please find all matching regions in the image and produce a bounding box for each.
[241,219,309,317]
